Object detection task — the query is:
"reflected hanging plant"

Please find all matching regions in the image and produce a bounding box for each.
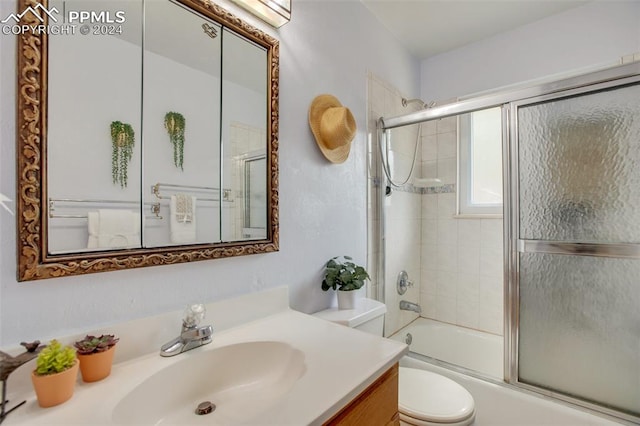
[110,121,135,188]
[164,111,186,170]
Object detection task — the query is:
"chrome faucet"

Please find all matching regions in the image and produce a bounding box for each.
[399,300,422,314]
[160,304,213,357]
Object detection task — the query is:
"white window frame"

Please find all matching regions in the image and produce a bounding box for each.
[458,108,503,216]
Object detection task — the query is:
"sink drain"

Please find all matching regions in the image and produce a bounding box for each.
[195,401,216,415]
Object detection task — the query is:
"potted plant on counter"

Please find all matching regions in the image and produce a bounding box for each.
[74,334,119,383]
[321,256,370,310]
[31,340,78,407]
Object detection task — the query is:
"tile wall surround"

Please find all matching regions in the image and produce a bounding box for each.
[367,72,504,337]
[420,112,504,336]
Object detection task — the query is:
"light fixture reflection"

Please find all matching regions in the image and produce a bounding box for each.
[230,0,291,28]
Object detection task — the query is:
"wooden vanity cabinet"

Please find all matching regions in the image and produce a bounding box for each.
[324,363,399,426]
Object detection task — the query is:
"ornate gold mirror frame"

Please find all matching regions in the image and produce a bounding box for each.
[16,0,279,281]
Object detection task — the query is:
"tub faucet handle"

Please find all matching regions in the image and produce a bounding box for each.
[397,270,414,295]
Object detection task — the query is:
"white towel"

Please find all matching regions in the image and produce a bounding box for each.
[174,193,193,223]
[87,212,100,248]
[87,209,141,249]
[170,195,197,244]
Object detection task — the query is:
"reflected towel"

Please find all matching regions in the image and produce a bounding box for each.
[170,195,197,244]
[174,193,193,223]
[87,209,141,249]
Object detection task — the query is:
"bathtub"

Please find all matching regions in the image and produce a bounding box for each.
[400,357,622,425]
[389,317,503,378]
[391,319,623,425]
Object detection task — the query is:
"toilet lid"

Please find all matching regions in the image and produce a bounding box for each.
[399,367,475,423]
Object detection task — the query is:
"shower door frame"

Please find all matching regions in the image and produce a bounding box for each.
[377,61,640,424]
[506,75,640,425]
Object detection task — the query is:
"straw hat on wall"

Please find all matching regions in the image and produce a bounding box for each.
[308,94,356,164]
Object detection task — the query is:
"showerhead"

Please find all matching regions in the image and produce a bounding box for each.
[401,98,436,109]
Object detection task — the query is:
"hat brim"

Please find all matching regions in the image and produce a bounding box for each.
[309,94,352,164]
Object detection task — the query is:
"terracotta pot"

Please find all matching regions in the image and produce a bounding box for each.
[31,360,79,408]
[337,290,356,310]
[77,345,116,383]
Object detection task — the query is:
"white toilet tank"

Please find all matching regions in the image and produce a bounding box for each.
[314,297,476,426]
[312,297,386,336]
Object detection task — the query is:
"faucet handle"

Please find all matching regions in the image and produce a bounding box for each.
[397,270,414,295]
[181,324,213,340]
[183,304,206,329]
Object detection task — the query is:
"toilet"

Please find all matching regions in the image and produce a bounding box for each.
[313,298,476,426]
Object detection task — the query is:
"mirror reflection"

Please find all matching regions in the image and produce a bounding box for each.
[17,0,279,280]
[45,0,269,255]
[142,0,222,247]
[221,28,267,241]
[47,0,143,254]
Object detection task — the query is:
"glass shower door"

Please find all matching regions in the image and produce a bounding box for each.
[513,82,640,420]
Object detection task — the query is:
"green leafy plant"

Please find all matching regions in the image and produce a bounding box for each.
[321,256,370,292]
[110,121,135,188]
[35,340,77,376]
[164,112,186,170]
[74,334,119,355]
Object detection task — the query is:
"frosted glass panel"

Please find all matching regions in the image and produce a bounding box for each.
[519,253,640,416]
[518,84,640,243]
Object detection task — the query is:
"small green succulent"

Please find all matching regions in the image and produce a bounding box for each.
[74,334,119,355]
[35,340,77,376]
[321,256,370,292]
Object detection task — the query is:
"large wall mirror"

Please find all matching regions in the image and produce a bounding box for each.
[16,0,279,281]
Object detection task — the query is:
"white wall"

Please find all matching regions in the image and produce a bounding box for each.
[142,50,222,246]
[421,1,640,103]
[0,0,419,346]
[47,30,142,253]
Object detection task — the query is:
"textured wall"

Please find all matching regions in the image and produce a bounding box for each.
[421,1,640,103]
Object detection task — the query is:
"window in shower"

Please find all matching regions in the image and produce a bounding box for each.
[458,107,503,215]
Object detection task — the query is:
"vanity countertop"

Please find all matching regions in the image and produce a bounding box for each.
[4,288,407,425]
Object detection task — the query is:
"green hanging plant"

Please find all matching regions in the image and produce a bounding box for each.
[164,111,185,170]
[110,121,135,188]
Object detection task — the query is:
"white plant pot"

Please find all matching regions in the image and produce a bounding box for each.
[337,290,356,310]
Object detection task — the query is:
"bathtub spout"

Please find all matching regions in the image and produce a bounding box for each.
[400,300,421,314]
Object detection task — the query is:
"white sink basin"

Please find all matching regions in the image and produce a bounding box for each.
[112,341,306,425]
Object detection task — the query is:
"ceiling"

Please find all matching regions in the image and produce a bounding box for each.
[360,0,589,60]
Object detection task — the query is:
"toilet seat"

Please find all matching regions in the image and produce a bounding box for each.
[399,367,476,425]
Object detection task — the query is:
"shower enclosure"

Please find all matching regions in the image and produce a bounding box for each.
[369,62,640,423]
